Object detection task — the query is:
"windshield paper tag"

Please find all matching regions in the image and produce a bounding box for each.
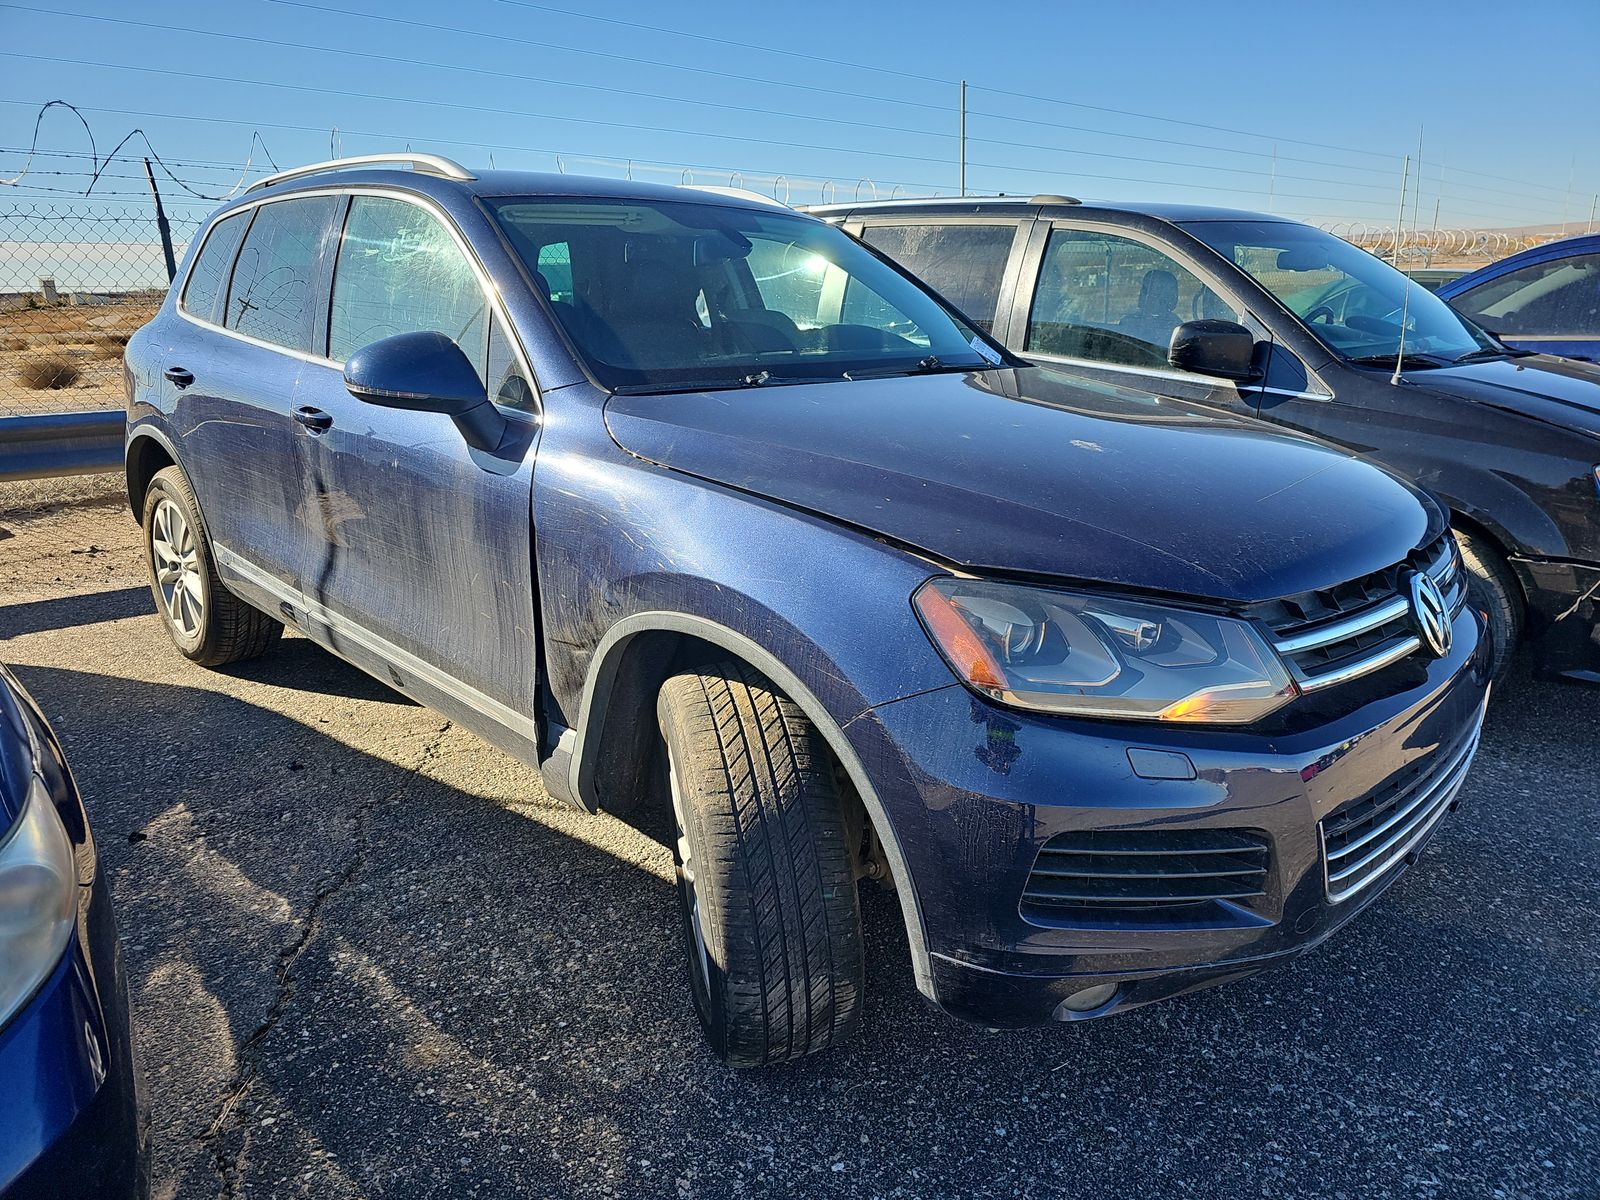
[971,336,1003,364]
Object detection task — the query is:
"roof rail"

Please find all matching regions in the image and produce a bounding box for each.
[678,184,790,209]
[246,153,475,193]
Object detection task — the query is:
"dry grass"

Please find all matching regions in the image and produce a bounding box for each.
[17,353,82,390]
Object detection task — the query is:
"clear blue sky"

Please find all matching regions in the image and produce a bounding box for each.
[2,0,1596,231]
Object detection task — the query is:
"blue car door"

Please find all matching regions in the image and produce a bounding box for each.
[1443,247,1600,362]
[288,193,542,758]
[160,195,341,594]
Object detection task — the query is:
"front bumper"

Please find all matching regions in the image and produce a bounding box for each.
[0,871,146,1200]
[1510,556,1600,683]
[852,604,1491,1027]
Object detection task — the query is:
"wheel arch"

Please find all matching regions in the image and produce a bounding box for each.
[559,610,936,1000]
[124,425,182,519]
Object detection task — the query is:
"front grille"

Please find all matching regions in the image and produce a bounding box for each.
[1021,828,1269,922]
[1260,535,1467,693]
[1319,708,1485,903]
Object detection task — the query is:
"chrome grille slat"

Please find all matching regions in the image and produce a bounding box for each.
[1268,535,1465,692]
[1325,730,1481,866]
[1319,706,1485,903]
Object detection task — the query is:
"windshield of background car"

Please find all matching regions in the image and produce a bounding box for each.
[1183,220,1495,363]
[489,196,999,389]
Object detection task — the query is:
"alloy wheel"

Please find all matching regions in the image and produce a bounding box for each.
[151,497,204,638]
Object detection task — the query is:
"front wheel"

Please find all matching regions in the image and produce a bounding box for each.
[1455,528,1522,683]
[656,661,864,1067]
[142,466,281,667]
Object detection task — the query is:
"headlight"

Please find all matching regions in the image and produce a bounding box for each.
[0,775,77,1028]
[913,577,1297,724]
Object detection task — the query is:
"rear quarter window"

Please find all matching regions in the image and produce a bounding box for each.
[179,211,249,324]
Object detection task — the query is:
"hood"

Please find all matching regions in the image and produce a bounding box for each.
[604,367,1438,604]
[1411,355,1600,437]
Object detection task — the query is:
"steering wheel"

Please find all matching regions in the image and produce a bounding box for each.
[1304,304,1338,324]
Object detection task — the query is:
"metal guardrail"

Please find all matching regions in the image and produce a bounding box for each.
[0,410,124,481]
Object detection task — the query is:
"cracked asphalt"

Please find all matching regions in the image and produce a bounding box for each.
[1,496,1596,1200]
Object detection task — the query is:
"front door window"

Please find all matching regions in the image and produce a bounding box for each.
[1026,228,1239,370]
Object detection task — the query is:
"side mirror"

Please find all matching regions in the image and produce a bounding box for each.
[343,331,506,451]
[1168,320,1259,382]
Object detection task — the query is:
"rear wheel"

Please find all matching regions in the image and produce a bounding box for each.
[1455,528,1521,682]
[142,466,281,667]
[656,661,864,1067]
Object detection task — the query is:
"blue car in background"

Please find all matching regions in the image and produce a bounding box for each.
[0,664,145,1198]
[1439,233,1600,361]
[123,155,1489,1067]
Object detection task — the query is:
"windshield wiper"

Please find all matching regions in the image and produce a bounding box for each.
[843,355,999,382]
[1346,352,1452,370]
[1451,345,1535,364]
[609,371,800,396]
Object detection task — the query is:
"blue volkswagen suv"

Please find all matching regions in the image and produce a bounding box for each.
[124,155,1490,1066]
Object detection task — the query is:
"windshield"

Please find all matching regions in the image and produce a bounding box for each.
[1183,220,1496,364]
[489,196,1001,390]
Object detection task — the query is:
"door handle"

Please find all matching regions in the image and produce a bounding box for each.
[293,406,333,432]
[163,366,194,388]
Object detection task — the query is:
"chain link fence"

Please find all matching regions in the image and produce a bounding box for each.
[0,199,1586,421]
[0,204,198,417]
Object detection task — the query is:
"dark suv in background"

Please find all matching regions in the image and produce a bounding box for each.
[813,196,1600,683]
[125,156,1488,1066]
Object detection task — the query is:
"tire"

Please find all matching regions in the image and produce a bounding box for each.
[656,661,864,1067]
[141,465,281,667]
[1455,528,1521,683]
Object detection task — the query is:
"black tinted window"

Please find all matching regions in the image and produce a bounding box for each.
[180,211,248,323]
[329,196,488,372]
[1451,253,1600,337]
[860,223,1015,333]
[225,196,337,352]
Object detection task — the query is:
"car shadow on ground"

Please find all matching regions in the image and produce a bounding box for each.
[2,584,151,637]
[9,638,1597,1198]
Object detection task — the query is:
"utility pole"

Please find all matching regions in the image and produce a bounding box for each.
[958,80,967,197]
[1589,193,1597,234]
[143,157,177,284]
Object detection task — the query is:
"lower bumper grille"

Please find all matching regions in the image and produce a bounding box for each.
[1022,829,1269,923]
[1319,711,1484,903]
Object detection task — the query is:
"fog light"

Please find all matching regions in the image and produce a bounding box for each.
[1056,983,1118,1016]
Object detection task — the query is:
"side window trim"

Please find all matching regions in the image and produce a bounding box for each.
[172,186,541,408]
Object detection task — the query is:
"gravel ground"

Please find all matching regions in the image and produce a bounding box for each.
[0,500,1595,1200]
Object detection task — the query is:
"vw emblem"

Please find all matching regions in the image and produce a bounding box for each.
[1409,571,1452,657]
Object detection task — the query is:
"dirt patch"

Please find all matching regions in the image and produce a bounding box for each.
[0,299,156,416]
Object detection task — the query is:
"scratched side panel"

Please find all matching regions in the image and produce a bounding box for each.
[530,384,956,731]
[292,357,541,717]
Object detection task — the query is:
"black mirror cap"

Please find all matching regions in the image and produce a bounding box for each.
[1168,319,1259,382]
[344,330,486,416]
[343,330,506,451]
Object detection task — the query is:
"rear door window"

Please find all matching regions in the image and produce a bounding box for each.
[328,196,489,377]
[180,211,249,324]
[1449,253,1600,337]
[224,196,339,353]
[1026,227,1240,369]
[859,223,1015,333]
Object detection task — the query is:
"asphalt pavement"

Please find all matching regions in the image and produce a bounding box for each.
[1,497,1594,1200]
